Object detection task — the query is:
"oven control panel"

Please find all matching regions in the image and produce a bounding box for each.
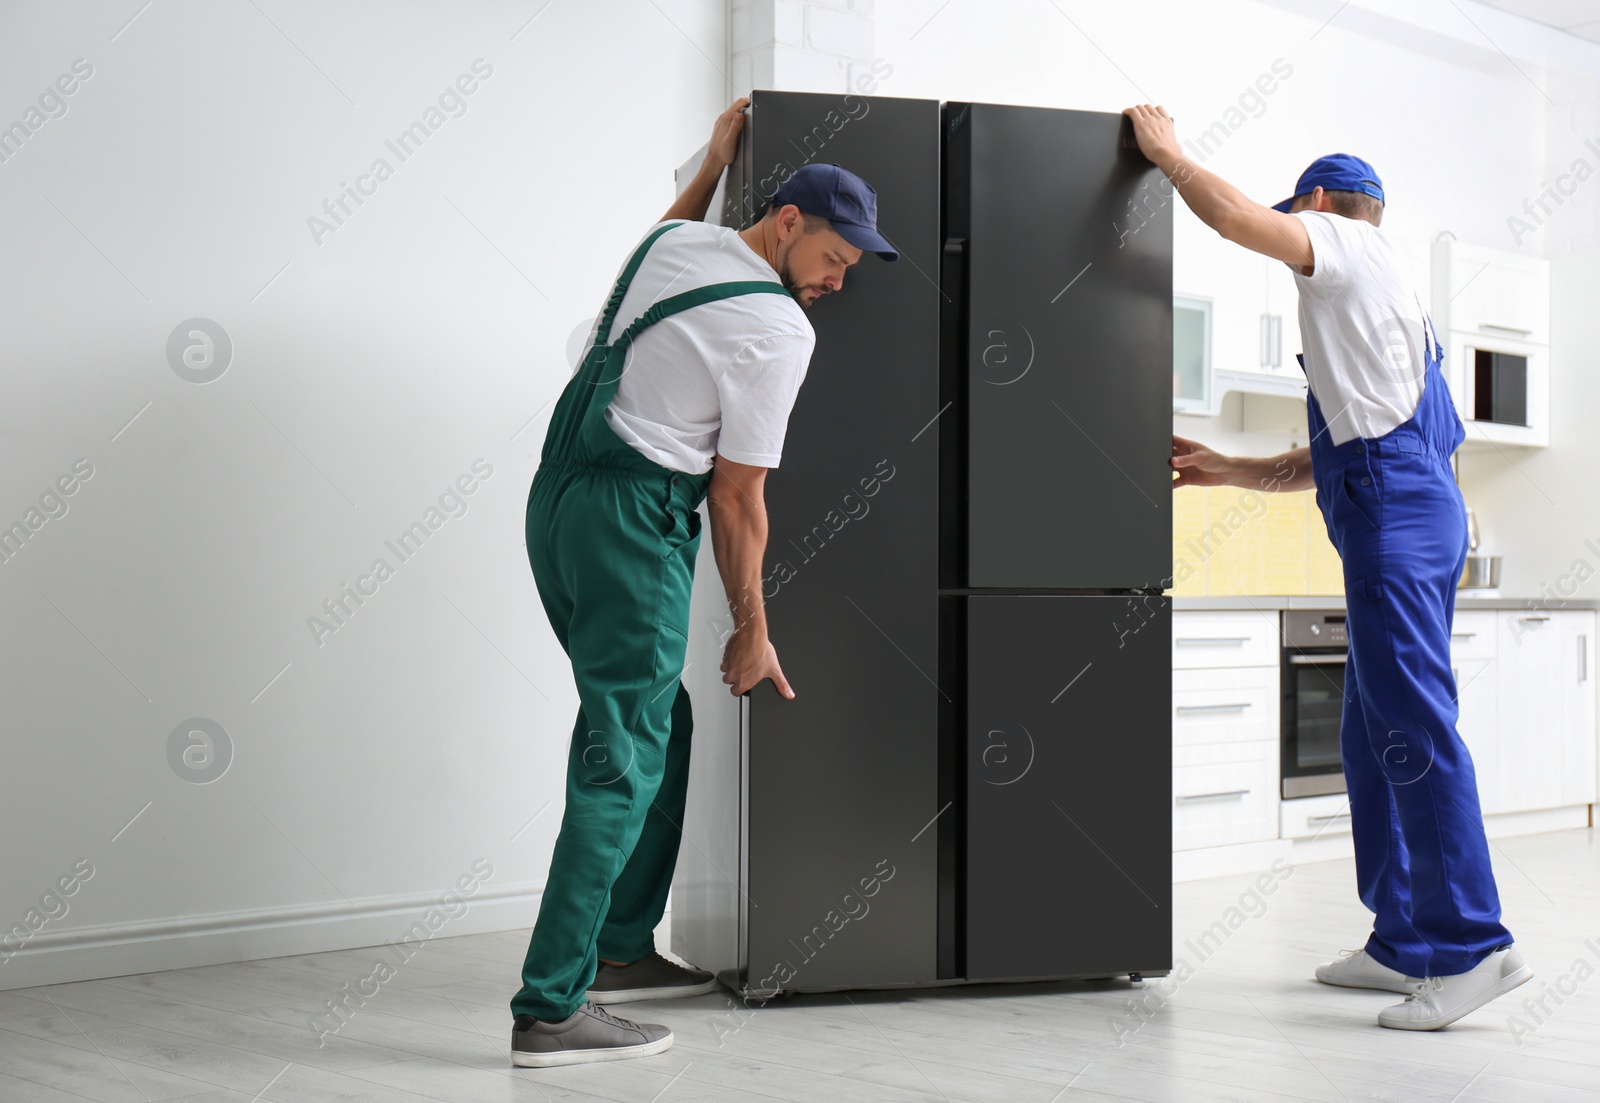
[1282,610,1348,649]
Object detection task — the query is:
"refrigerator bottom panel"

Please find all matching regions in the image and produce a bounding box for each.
[962,594,1172,982]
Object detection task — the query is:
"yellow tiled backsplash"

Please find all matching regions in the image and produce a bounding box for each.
[1171,485,1345,596]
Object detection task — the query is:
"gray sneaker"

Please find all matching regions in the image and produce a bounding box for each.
[510,1001,673,1068]
[587,952,718,1004]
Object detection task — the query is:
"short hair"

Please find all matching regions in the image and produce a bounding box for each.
[760,205,833,234]
[1320,189,1384,226]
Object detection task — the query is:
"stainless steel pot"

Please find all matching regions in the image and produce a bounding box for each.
[1458,554,1501,590]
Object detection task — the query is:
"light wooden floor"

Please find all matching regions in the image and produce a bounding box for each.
[3,828,1598,1102]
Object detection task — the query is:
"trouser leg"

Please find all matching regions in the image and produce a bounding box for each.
[598,680,694,964]
[1335,459,1511,977]
[510,475,690,1019]
[1342,631,1428,972]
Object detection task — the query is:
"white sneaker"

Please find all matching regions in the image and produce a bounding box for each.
[1378,946,1533,1031]
[1315,948,1419,994]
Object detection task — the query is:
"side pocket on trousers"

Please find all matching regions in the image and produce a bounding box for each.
[1340,471,1382,530]
[661,502,702,559]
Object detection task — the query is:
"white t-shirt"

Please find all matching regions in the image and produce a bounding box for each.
[590,220,815,474]
[1290,211,1430,447]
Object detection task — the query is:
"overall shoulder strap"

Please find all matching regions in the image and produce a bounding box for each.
[594,222,686,346]
[610,280,791,352]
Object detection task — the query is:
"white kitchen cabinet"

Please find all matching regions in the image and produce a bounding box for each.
[1431,238,1550,448]
[1280,791,1352,839]
[1493,610,1596,812]
[1433,241,1549,344]
[1258,255,1302,378]
[1450,610,1500,811]
[1172,667,1277,747]
[1557,611,1597,808]
[1453,657,1501,812]
[1171,610,1277,670]
[1173,741,1278,850]
[1171,612,1281,855]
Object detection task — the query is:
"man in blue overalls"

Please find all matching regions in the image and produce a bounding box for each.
[1126,104,1532,1030]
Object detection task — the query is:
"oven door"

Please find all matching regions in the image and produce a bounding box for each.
[1282,650,1349,798]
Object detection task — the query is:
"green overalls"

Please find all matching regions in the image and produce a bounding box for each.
[511,221,788,1021]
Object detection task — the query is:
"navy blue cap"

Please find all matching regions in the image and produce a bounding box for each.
[771,163,898,261]
[1272,153,1385,213]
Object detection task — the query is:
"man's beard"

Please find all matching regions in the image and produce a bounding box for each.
[775,245,812,306]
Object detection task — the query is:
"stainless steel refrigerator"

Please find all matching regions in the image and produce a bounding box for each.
[670,91,1172,996]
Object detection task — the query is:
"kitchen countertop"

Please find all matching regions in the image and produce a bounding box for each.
[1172,595,1600,611]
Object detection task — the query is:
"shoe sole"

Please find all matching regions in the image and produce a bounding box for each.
[511,1032,674,1068]
[1378,963,1534,1031]
[1315,970,1416,995]
[587,978,719,1004]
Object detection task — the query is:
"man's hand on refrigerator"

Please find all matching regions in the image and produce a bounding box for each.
[661,97,748,223]
[1122,104,1182,168]
[1171,435,1240,488]
[705,96,750,171]
[721,625,796,699]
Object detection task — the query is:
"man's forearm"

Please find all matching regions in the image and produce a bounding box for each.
[706,498,768,631]
[1240,447,1313,492]
[662,158,727,223]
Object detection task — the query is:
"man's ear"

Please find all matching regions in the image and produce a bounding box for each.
[772,203,802,242]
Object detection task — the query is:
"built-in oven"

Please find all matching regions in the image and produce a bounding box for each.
[1281,610,1349,799]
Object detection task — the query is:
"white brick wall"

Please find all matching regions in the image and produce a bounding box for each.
[731,0,874,96]
[804,4,872,57]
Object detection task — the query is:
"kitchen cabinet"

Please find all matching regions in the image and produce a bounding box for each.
[1170,612,1280,854]
[1490,610,1595,813]
[1258,255,1302,378]
[1431,238,1550,448]
[1452,657,1500,812]
[1174,742,1277,850]
[1450,610,1499,810]
[1496,611,1566,812]
[1556,611,1597,808]
[1280,791,1353,840]
[1173,295,1212,413]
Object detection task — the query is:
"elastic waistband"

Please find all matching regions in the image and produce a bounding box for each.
[1314,423,1453,469]
[537,456,711,501]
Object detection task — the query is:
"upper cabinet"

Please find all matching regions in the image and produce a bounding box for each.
[1431,238,1550,448]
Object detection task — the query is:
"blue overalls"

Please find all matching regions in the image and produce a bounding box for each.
[1301,312,1514,979]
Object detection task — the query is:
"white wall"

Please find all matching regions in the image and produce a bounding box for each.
[0,0,727,987]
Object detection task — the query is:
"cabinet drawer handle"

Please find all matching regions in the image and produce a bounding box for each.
[1177,789,1250,804]
[1451,632,1476,639]
[1176,637,1250,646]
[1307,813,1352,825]
[1519,614,1551,622]
[1480,323,1534,335]
[1175,703,1252,715]
[1581,634,1589,683]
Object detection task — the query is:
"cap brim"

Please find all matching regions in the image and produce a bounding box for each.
[1271,196,1296,214]
[832,221,899,262]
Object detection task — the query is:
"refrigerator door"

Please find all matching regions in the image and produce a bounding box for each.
[945,103,1173,591]
[682,90,944,993]
[962,594,1171,982]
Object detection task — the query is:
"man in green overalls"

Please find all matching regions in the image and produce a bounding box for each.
[510,99,899,1068]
